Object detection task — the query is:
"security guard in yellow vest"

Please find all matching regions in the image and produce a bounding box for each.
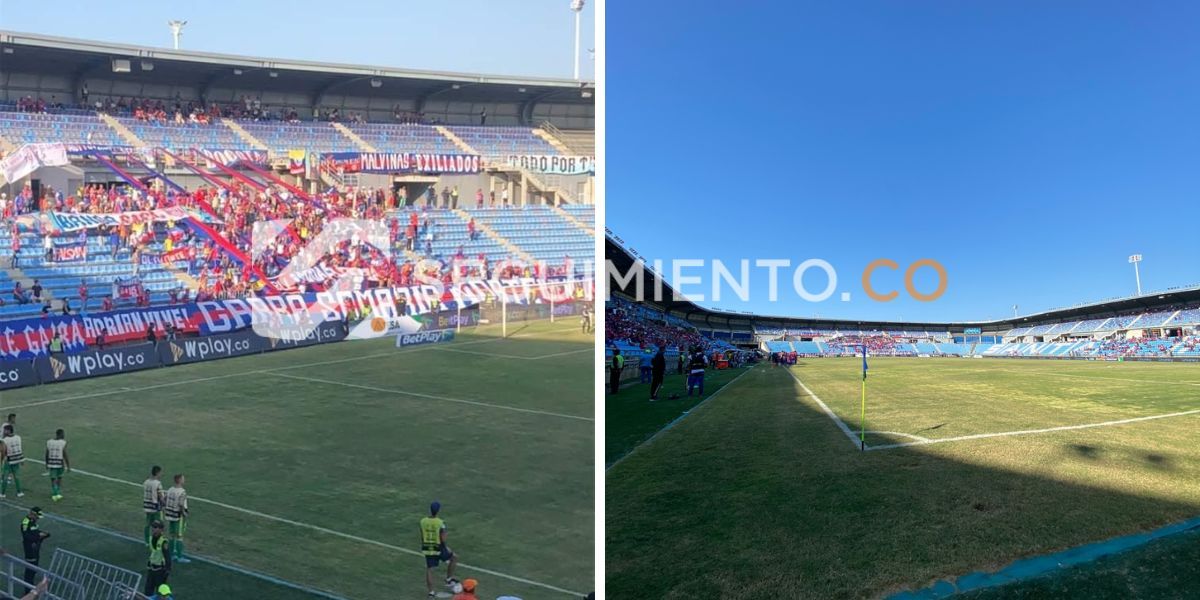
[420,501,458,597]
[144,520,172,597]
[609,348,624,394]
[21,507,49,588]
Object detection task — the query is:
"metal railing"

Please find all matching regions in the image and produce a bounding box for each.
[539,120,564,139]
[0,552,83,600]
[48,549,141,600]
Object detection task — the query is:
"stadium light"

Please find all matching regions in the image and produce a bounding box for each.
[570,0,586,80]
[167,20,187,50]
[233,68,243,75]
[370,78,383,88]
[1129,254,1143,295]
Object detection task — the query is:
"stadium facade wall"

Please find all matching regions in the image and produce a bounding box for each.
[29,165,85,201]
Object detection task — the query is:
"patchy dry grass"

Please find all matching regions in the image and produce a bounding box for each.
[606,359,1200,599]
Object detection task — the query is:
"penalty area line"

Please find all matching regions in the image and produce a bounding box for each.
[867,408,1200,451]
[19,460,586,598]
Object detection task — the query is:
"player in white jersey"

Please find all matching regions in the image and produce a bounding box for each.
[163,474,190,564]
[44,429,69,502]
[143,466,166,544]
[0,425,24,498]
[1,414,17,485]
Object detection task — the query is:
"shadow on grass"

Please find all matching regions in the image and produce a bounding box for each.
[606,364,1200,599]
[605,366,754,467]
[913,423,948,435]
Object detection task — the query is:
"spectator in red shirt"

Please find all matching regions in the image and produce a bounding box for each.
[78,280,89,311]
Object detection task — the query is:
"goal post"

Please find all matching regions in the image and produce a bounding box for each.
[471,279,594,339]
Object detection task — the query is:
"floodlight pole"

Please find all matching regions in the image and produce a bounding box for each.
[1129,254,1143,296]
[168,20,188,50]
[570,0,585,80]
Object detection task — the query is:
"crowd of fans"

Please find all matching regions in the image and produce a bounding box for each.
[605,297,721,353]
[0,173,573,311]
[10,90,450,126]
[1091,336,1181,357]
[13,95,65,113]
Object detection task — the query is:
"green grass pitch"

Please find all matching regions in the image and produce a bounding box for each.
[606,357,1200,599]
[0,319,593,600]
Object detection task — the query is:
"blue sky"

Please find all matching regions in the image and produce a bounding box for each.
[607,1,1200,322]
[0,0,594,79]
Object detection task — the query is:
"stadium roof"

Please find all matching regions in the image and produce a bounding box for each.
[0,30,595,106]
[606,235,1200,334]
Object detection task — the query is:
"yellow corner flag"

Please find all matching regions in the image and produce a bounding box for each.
[861,345,868,451]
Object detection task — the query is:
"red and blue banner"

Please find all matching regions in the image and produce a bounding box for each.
[16,207,219,234]
[52,240,88,262]
[0,277,592,358]
[139,247,196,266]
[320,152,481,175]
[115,276,143,299]
[195,148,269,167]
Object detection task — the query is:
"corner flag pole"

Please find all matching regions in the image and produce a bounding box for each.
[861,345,868,451]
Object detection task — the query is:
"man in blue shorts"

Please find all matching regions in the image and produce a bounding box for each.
[420,501,459,597]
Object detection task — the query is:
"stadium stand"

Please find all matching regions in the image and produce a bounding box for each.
[467,206,592,271]
[445,125,560,157]
[0,107,127,146]
[0,33,594,319]
[561,203,595,228]
[549,129,595,155]
[346,123,459,154]
[235,120,359,154]
[0,29,596,600]
[607,234,1200,362]
[115,117,252,151]
[607,295,738,360]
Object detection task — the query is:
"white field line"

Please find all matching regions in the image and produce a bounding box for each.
[867,409,1200,451]
[865,431,931,442]
[0,327,584,413]
[991,369,1200,388]
[0,499,350,600]
[526,347,593,360]
[606,367,754,471]
[21,458,586,597]
[432,346,591,360]
[267,372,593,422]
[783,368,864,451]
